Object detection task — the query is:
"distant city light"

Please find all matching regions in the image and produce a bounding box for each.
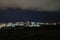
[0,23,6,28]
[0,21,59,29]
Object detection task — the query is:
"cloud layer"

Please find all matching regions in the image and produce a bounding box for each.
[0,0,60,11]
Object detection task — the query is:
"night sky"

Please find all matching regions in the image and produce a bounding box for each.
[0,8,60,23]
[0,0,60,23]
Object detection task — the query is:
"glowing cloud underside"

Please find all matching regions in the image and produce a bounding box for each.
[0,0,60,11]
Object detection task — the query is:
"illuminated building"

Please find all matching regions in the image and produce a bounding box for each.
[0,23,6,28]
[52,23,56,25]
[15,22,24,26]
[6,22,13,27]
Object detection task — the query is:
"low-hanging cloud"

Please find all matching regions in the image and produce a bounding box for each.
[0,0,60,11]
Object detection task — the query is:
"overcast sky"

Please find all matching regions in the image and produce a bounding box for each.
[0,0,60,11]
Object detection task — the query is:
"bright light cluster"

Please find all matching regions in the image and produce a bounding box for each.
[0,21,59,28]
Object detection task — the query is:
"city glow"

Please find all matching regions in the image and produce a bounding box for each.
[0,21,59,28]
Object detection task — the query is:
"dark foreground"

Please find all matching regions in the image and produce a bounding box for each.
[0,25,60,40]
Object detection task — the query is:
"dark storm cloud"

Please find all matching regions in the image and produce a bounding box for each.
[0,0,60,11]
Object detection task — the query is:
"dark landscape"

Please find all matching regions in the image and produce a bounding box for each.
[0,25,59,40]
